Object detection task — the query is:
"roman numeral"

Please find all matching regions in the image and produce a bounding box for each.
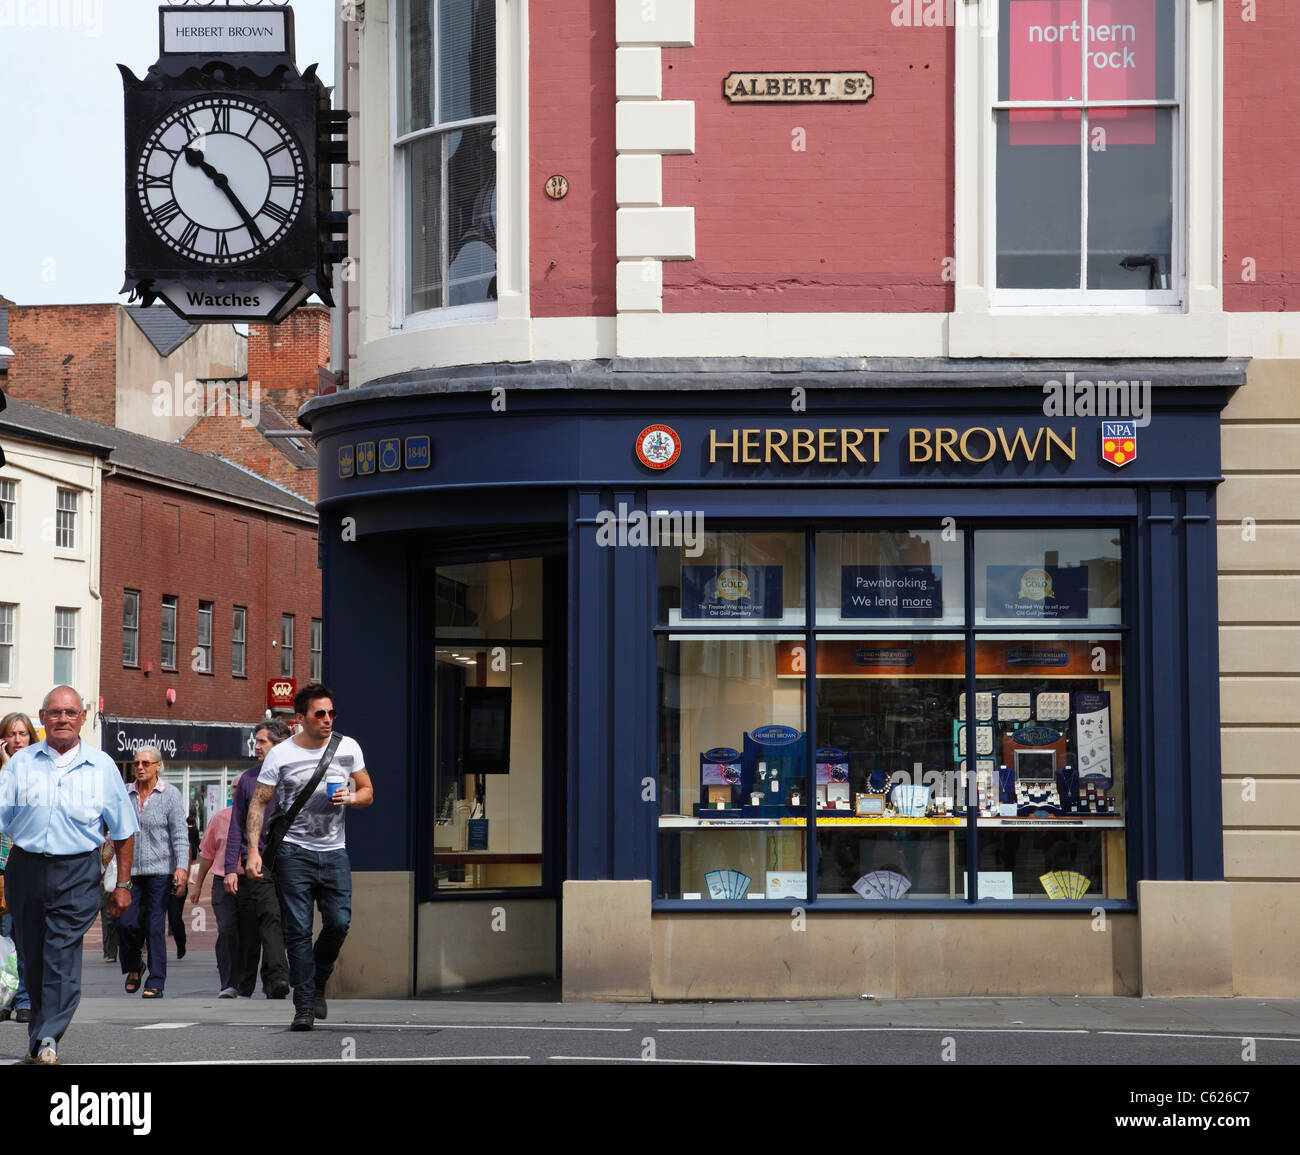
[143,174,170,189]
[211,105,231,133]
[262,200,292,225]
[262,141,290,159]
[153,199,182,226]
[182,114,203,140]
[269,175,298,187]
[215,233,231,259]
[178,220,201,250]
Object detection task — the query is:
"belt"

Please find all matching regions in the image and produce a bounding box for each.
[11,845,96,861]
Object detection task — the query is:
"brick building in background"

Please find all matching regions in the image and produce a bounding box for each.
[0,397,319,830]
[0,299,326,500]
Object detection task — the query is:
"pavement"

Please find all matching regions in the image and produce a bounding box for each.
[2,901,1295,1066]
[0,939,1291,1065]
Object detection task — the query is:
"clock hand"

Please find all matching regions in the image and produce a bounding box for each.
[183,146,265,246]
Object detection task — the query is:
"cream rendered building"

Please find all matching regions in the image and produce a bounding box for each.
[0,412,107,739]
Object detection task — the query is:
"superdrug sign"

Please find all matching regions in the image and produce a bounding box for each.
[120,5,347,323]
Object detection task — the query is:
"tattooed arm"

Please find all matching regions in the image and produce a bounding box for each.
[243,784,277,880]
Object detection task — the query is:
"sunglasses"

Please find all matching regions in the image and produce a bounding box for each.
[309,709,337,720]
[133,759,159,767]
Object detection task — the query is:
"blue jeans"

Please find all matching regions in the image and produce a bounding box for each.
[116,875,171,991]
[273,845,351,1012]
[0,910,31,1011]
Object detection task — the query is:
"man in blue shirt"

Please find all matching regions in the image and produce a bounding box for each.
[0,686,138,1065]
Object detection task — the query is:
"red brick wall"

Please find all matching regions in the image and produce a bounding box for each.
[100,476,321,723]
[662,9,952,313]
[179,415,318,502]
[529,1,617,317]
[247,307,330,399]
[1224,3,1300,311]
[2,304,118,423]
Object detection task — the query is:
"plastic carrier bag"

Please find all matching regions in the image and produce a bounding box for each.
[0,935,18,1011]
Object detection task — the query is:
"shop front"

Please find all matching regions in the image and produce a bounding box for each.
[100,718,259,835]
[302,358,1242,1000]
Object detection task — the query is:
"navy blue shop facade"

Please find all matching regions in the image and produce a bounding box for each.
[301,358,1244,999]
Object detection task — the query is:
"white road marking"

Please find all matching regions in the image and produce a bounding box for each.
[1097,1031,1300,1043]
[549,1055,817,1065]
[67,1056,532,1065]
[656,1026,1090,1034]
[134,1022,199,1030]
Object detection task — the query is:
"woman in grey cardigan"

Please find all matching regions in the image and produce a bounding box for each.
[117,747,190,997]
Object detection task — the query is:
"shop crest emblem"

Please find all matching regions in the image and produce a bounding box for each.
[1102,422,1137,467]
[635,424,682,470]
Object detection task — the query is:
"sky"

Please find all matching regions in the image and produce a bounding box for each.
[0,0,337,306]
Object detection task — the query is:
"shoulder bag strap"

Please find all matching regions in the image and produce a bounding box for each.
[265,733,343,858]
[281,733,343,831]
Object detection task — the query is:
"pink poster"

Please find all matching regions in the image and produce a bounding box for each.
[1009,0,1156,145]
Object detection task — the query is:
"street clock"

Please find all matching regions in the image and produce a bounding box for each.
[121,5,348,324]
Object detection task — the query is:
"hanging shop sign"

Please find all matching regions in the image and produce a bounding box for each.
[267,678,296,709]
[723,71,874,103]
[120,5,348,323]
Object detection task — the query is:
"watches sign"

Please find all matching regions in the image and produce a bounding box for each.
[267,678,296,709]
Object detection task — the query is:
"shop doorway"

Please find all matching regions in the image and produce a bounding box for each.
[415,551,565,993]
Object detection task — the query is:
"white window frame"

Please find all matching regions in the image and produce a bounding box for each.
[0,603,15,687]
[55,488,78,551]
[161,594,178,672]
[123,590,140,668]
[197,600,214,674]
[281,613,295,678]
[310,617,323,682]
[53,607,77,685]
[951,0,1225,356]
[232,606,247,678]
[392,0,499,325]
[987,0,1184,309]
[0,479,17,546]
[381,0,528,338]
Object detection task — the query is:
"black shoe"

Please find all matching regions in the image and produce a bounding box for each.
[14,1008,30,1023]
[0,1007,9,1022]
[313,995,327,1020]
[290,1010,314,1031]
[266,985,290,1000]
[176,940,187,961]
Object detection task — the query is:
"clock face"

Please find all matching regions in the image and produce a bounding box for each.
[136,96,306,265]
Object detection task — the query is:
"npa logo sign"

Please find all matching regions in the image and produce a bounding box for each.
[635,425,681,470]
[267,679,296,709]
[1101,422,1137,467]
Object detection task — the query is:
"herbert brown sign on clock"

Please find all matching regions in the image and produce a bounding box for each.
[723,71,874,103]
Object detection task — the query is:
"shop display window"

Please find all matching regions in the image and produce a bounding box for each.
[657,527,1131,905]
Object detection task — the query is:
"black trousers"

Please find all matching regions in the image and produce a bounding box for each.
[5,847,100,1057]
[234,874,289,995]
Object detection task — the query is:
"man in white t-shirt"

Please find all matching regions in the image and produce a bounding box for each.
[245,683,372,1032]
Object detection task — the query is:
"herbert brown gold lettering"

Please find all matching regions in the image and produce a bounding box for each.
[765,428,791,463]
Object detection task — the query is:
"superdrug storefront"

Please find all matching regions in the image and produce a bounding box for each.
[301,357,1243,1001]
